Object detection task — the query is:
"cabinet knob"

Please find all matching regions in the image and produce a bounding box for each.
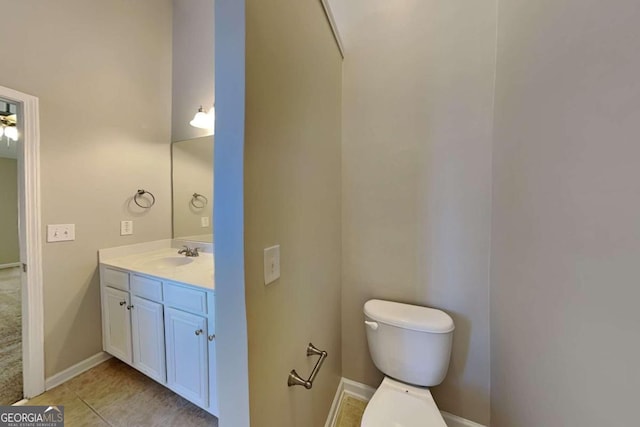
[195,329,203,336]
[208,334,215,341]
[127,305,134,310]
[119,301,126,306]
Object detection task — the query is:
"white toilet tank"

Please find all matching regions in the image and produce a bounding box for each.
[364,299,454,387]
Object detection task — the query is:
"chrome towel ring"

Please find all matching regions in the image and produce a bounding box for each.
[134,189,156,208]
[191,193,209,208]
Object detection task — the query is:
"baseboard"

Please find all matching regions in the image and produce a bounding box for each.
[441,411,487,427]
[12,399,29,406]
[324,377,486,427]
[0,262,21,270]
[324,377,377,427]
[45,352,112,391]
[324,378,344,427]
[341,377,376,401]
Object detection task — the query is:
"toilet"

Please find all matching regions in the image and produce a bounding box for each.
[360,299,455,427]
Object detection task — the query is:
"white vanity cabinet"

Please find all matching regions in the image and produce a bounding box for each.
[165,307,209,407]
[103,287,132,363]
[129,274,166,383]
[99,265,217,416]
[131,295,166,383]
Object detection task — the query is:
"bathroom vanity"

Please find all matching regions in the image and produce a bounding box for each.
[98,241,217,416]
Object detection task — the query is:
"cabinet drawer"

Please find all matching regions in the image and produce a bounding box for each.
[103,267,129,291]
[164,282,207,315]
[131,275,163,302]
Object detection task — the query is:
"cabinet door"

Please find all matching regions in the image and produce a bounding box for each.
[131,296,166,383]
[104,287,132,364]
[206,292,218,416]
[165,307,208,407]
[206,334,218,415]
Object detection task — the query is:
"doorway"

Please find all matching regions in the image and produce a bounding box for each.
[0,86,44,403]
[0,98,21,404]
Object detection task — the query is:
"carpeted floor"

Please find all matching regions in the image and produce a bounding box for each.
[0,266,22,405]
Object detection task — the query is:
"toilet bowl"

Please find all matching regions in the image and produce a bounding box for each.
[360,299,454,427]
[360,377,447,427]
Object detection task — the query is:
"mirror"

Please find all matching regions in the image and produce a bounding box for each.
[171,136,214,243]
[170,0,215,244]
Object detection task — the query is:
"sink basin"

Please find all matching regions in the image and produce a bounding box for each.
[138,256,195,270]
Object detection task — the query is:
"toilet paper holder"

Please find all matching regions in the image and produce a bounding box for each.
[287,343,328,389]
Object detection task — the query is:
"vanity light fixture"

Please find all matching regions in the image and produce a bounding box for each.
[1,102,18,145]
[189,105,215,133]
[1,112,18,142]
[3,125,18,141]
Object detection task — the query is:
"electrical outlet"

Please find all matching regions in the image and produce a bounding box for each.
[120,220,133,236]
[47,224,75,242]
[263,245,280,285]
[201,216,209,227]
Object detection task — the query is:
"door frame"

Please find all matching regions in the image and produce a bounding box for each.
[0,85,45,399]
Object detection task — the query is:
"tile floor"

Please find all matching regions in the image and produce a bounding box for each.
[335,395,368,427]
[24,358,218,427]
[13,326,368,427]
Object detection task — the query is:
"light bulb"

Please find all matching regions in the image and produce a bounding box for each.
[190,106,214,130]
[4,126,18,141]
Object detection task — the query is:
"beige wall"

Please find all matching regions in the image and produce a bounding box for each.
[330,0,495,423]
[244,0,342,426]
[172,136,214,240]
[491,0,640,425]
[0,157,19,265]
[0,0,172,377]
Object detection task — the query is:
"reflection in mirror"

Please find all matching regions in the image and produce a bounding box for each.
[171,136,213,242]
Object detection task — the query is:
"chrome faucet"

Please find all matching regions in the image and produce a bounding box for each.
[177,246,200,257]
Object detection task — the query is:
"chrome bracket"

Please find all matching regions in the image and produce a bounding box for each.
[288,343,328,389]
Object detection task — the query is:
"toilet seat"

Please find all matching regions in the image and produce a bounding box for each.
[360,377,447,427]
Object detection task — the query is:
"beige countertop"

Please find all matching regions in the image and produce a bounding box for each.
[100,247,215,291]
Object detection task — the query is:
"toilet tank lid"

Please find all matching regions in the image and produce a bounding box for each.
[364,300,454,333]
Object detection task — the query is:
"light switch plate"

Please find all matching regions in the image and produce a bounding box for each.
[120,220,133,236]
[264,245,280,285]
[47,224,75,242]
